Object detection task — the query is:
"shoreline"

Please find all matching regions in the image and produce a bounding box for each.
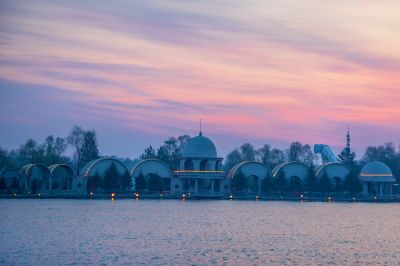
[1,194,400,203]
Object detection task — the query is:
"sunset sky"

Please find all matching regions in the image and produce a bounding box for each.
[1,0,399,159]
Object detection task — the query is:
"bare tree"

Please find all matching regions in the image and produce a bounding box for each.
[67,126,85,175]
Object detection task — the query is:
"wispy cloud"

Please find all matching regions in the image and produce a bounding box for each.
[0,0,399,157]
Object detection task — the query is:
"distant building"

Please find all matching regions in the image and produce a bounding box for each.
[12,128,398,198]
[172,131,229,195]
[228,161,270,194]
[359,161,396,196]
[272,162,309,185]
[130,159,173,192]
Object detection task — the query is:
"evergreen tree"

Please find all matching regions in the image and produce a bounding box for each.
[333,177,344,192]
[156,146,170,166]
[140,146,156,160]
[305,165,318,192]
[31,179,39,193]
[0,178,6,190]
[338,126,357,168]
[87,171,102,192]
[103,163,120,192]
[10,177,19,192]
[288,176,303,192]
[231,170,247,192]
[135,170,147,191]
[147,173,163,192]
[318,170,332,193]
[261,173,273,193]
[273,170,287,193]
[52,180,59,190]
[80,130,100,169]
[344,168,363,196]
[121,171,132,191]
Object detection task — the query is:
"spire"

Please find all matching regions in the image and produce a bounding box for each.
[199,118,202,136]
[346,123,350,148]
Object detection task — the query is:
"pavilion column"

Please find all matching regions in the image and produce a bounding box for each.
[49,176,52,192]
[195,179,198,193]
[379,183,383,196]
[211,179,214,194]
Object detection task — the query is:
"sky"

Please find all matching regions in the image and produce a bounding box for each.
[0,0,399,159]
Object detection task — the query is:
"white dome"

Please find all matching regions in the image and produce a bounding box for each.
[181,132,217,158]
[359,161,395,182]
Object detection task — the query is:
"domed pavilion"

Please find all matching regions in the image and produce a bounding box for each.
[359,161,396,196]
[171,131,229,195]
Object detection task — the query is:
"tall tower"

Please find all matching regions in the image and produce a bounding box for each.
[338,123,356,167]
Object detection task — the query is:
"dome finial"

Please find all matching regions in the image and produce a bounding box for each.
[199,118,202,136]
[346,123,350,148]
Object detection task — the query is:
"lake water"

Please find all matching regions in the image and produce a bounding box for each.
[1,199,399,265]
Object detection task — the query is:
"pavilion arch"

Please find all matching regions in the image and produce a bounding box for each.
[315,162,351,190]
[131,159,174,191]
[48,164,74,190]
[228,161,271,194]
[80,157,130,192]
[80,157,130,177]
[20,163,51,192]
[315,162,350,179]
[49,164,74,176]
[272,161,309,180]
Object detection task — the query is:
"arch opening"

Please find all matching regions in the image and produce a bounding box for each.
[200,160,209,171]
[184,160,194,171]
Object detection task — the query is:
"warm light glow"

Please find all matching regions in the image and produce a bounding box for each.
[174,171,224,173]
[360,174,393,177]
[111,193,115,197]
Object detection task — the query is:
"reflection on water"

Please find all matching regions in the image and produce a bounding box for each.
[1,199,399,265]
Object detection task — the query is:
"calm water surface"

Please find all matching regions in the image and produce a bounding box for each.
[1,199,399,265]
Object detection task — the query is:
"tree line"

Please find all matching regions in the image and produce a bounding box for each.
[1,127,400,193]
[87,162,131,193]
[231,167,362,196]
[0,125,99,175]
[227,140,400,195]
[139,135,191,170]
